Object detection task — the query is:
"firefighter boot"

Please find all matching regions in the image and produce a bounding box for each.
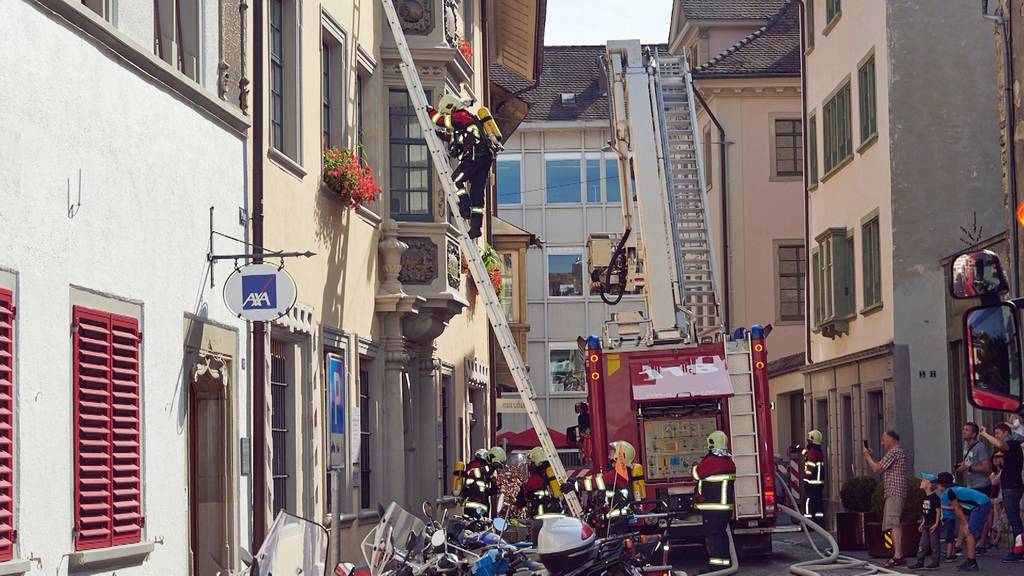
[469,208,484,239]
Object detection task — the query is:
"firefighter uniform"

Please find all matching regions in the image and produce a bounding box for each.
[801,430,826,524]
[578,441,645,524]
[461,450,497,519]
[693,431,736,573]
[517,447,563,517]
[427,95,497,239]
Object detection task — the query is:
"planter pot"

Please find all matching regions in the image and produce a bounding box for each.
[866,520,921,558]
[836,511,869,551]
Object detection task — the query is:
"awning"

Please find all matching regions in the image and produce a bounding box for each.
[630,355,735,402]
[497,427,570,449]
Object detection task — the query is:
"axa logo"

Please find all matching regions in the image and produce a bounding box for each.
[242,274,277,310]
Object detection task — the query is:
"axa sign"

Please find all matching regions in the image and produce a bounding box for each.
[223,264,297,321]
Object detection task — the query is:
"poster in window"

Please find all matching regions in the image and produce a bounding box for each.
[327,354,346,469]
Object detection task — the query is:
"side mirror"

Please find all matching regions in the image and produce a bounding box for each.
[422,501,435,521]
[951,250,1009,299]
[965,302,1024,413]
[430,529,446,549]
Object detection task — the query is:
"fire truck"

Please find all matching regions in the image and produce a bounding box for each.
[577,41,777,556]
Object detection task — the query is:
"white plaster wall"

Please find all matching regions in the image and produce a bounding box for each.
[0,2,249,573]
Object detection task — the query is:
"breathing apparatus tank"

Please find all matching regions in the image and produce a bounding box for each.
[452,460,466,496]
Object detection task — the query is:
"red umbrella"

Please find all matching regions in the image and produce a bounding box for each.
[496,427,570,449]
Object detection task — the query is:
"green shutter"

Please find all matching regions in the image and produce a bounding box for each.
[809,113,818,185]
[861,217,881,307]
[812,248,822,326]
[827,0,841,24]
[859,56,877,143]
[806,0,815,49]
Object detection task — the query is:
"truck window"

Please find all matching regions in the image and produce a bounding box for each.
[642,416,718,481]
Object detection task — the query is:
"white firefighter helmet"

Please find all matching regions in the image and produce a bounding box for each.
[536,515,597,574]
[487,446,508,466]
[438,93,463,114]
[474,448,489,460]
[807,429,823,445]
[608,440,636,466]
[529,446,547,466]
[707,430,729,452]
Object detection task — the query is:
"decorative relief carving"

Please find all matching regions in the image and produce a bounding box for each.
[218,0,248,113]
[397,0,434,35]
[443,0,460,47]
[446,238,461,289]
[399,237,438,285]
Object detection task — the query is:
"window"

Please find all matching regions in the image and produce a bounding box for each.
[548,250,584,297]
[805,0,815,49]
[812,248,822,325]
[499,251,516,320]
[814,399,829,449]
[0,290,13,561]
[356,75,365,151]
[826,0,841,26]
[358,360,373,510]
[866,390,883,456]
[858,54,877,144]
[545,154,582,204]
[702,126,712,187]
[862,214,882,309]
[606,157,621,202]
[72,306,143,550]
[390,90,433,220]
[441,374,452,496]
[154,0,201,80]
[270,0,300,160]
[322,19,346,150]
[270,342,290,516]
[773,119,803,178]
[814,228,855,326]
[496,156,522,205]
[776,243,807,322]
[586,156,601,203]
[322,44,332,147]
[82,0,108,19]
[549,346,585,393]
[823,80,852,175]
[808,112,818,187]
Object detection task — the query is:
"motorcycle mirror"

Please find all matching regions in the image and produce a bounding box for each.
[496,494,505,513]
[422,501,435,521]
[492,517,508,532]
[431,529,447,549]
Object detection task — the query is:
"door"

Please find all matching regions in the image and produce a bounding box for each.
[189,354,233,576]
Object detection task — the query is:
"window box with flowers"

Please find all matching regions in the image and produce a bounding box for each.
[322,147,381,209]
[461,243,502,297]
[458,37,472,62]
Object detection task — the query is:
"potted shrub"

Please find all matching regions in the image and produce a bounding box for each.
[865,476,925,558]
[837,476,880,550]
[461,244,503,297]
[322,147,381,209]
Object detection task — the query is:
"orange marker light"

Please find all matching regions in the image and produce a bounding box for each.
[589,354,599,363]
[755,361,765,369]
[754,344,764,352]
[1017,202,1024,227]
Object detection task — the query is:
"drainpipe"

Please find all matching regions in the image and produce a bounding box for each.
[690,85,731,332]
[482,0,498,445]
[251,0,267,561]
[984,0,1021,297]
[796,0,812,364]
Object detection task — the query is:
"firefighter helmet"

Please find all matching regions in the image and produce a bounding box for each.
[487,446,508,466]
[707,430,728,452]
[474,448,489,461]
[608,441,636,466]
[529,446,547,466]
[438,93,463,114]
[807,429,823,445]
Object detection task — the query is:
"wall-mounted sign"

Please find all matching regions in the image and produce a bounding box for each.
[496,397,527,413]
[326,353,346,470]
[223,263,297,321]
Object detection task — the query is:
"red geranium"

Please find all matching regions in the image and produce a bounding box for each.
[322,147,382,208]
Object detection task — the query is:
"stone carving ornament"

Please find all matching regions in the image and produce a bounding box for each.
[397,0,434,35]
[446,238,461,289]
[399,237,438,285]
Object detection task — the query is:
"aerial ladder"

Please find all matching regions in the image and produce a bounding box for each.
[379,0,582,516]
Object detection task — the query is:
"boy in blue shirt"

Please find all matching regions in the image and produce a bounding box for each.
[936,472,991,572]
[940,482,960,563]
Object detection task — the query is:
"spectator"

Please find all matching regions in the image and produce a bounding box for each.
[980,423,1024,562]
[864,430,910,568]
[935,471,991,572]
[942,482,964,562]
[958,422,992,551]
[987,451,1007,550]
[911,473,943,570]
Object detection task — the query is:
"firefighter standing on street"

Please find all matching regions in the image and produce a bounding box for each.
[427,94,501,239]
[458,448,498,519]
[802,429,826,524]
[517,447,563,518]
[693,430,736,574]
[576,440,646,527]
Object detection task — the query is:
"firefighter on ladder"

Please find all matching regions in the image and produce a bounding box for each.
[456,448,499,519]
[427,94,502,239]
[693,430,736,574]
[517,447,563,518]
[575,441,646,527]
[802,429,826,524]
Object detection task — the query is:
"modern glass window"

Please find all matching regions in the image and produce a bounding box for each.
[546,154,582,204]
[606,157,621,202]
[777,244,807,322]
[586,157,602,203]
[548,250,584,297]
[496,156,522,205]
[359,360,373,510]
[806,0,815,48]
[823,80,852,175]
[270,0,285,152]
[808,112,819,187]
[390,89,433,220]
[862,215,882,308]
[773,119,803,177]
[549,346,586,393]
[826,0,841,26]
[858,54,877,144]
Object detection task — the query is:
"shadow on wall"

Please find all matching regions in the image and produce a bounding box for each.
[315,180,358,328]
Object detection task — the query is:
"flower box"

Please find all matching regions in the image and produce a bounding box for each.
[322,147,381,209]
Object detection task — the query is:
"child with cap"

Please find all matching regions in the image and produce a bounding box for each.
[935,471,991,572]
[912,473,943,570]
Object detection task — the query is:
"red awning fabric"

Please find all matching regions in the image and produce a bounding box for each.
[630,355,735,401]
[497,427,570,449]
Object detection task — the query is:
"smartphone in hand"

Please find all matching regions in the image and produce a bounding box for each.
[863,440,870,450]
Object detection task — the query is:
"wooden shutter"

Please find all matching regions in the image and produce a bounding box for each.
[73,307,143,550]
[0,290,14,561]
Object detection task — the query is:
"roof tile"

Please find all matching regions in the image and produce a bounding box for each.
[681,0,787,21]
[693,0,801,78]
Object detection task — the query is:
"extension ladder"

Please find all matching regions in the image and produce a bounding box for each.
[380,0,582,516]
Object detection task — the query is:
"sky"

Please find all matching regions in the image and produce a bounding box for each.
[543,0,675,46]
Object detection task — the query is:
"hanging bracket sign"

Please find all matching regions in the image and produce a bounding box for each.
[223,263,298,321]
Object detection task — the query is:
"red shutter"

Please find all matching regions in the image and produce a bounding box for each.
[0,290,14,561]
[73,307,142,550]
